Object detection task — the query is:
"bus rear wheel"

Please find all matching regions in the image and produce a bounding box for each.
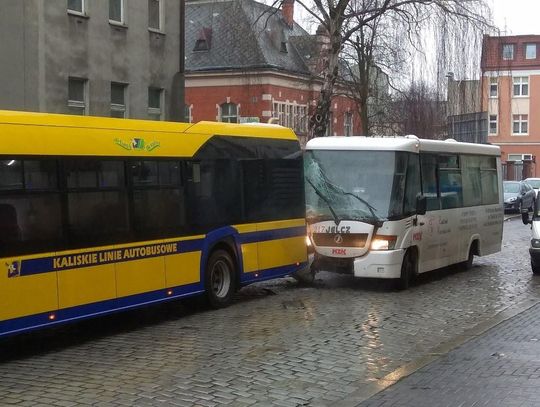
[205,249,236,308]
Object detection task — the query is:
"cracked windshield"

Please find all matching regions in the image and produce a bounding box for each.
[305,150,408,223]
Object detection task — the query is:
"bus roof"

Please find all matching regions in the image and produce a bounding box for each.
[0,110,299,157]
[306,136,501,156]
[0,110,298,140]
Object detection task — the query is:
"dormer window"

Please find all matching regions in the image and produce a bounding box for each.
[502,44,514,60]
[193,27,212,52]
[280,41,288,53]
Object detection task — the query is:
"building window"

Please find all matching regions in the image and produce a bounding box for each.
[109,0,124,24]
[68,77,87,115]
[513,77,529,97]
[220,103,238,123]
[489,114,497,135]
[508,154,532,162]
[184,105,192,123]
[148,87,163,120]
[502,44,514,60]
[68,0,85,14]
[111,82,127,118]
[489,77,498,98]
[526,44,537,59]
[148,0,162,31]
[326,112,333,137]
[344,112,353,136]
[513,114,528,135]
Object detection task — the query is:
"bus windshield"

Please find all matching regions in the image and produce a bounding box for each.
[304,150,408,223]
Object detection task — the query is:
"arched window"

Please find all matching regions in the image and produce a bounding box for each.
[220,103,238,123]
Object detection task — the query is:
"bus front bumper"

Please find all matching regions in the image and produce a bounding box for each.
[352,249,405,279]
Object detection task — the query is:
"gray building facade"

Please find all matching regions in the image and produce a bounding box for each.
[0,0,180,120]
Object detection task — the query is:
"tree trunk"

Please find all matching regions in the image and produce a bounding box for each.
[309,34,342,139]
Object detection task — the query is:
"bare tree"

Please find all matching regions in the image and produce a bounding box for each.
[391,81,447,139]
[283,0,492,139]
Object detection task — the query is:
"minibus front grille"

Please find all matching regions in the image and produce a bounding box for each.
[312,233,368,247]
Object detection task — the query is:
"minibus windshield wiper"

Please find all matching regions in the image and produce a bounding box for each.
[306,178,341,226]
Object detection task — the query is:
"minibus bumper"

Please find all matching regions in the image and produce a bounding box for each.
[352,249,405,279]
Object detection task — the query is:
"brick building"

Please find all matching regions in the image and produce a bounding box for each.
[185,0,361,144]
[481,34,540,178]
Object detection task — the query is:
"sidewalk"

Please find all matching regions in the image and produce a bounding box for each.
[359,302,540,407]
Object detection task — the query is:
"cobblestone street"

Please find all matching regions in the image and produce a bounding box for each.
[1,216,539,406]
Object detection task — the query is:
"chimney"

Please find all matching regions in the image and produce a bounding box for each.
[282,0,294,29]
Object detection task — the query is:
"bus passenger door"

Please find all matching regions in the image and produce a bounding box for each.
[417,154,440,272]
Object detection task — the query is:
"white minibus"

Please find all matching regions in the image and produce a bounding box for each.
[305,136,503,289]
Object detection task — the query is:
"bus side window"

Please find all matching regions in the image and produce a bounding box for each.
[420,154,440,211]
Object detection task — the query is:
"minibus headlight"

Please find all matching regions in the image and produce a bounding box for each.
[531,238,540,249]
[370,235,397,251]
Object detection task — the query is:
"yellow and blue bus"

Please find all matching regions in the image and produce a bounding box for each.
[0,110,307,337]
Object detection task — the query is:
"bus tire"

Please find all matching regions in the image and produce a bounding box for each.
[532,260,540,275]
[397,250,415,291]
[204,249,236,308]
[463,242,477,270]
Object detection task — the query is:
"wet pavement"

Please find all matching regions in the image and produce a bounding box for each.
[1,216,539,406]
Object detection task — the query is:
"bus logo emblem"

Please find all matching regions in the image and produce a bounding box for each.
[334,234,343,244]
[6,260,21,278]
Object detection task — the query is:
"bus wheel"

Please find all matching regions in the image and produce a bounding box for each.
[397,250,415,291]
[463,243,476,270]
[205,249,236,308]
[532,260,540,275]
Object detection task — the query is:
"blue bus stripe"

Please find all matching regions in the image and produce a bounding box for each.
[13,226,305,277]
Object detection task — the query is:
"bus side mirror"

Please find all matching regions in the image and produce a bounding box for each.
[416,195,427,216]
[522,211,531,225]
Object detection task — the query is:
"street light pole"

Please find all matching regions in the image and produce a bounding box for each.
[170,0,185,122]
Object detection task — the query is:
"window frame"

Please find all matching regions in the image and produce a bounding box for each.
[489,114,498,136]
[148,0,163,33]
[525,43,537,60]
[148,87,164,121]
[220,103,238,123]
[512,114,529,136]
[110,82,128,119]
[489,77,498,98]
[67,77,88,116]
[344,112,353,136]
[502,43,515,60]
[109,0,125,25]
[67,0,86,16]
[513,76,529,97]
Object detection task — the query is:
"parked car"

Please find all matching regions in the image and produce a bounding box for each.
[522,203,540,275]
[503,180,535,213]
[524,177,540,194]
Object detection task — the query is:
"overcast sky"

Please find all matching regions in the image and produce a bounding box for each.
[490,0,540,35]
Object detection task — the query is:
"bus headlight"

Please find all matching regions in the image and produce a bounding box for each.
[306,236,312,247]
[371,235,397,251]
[531,239,540,248]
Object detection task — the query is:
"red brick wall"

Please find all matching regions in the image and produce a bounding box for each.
[186,79,362,137]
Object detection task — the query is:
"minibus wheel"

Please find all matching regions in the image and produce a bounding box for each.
[205,249,236,308]
[397,250,415,290]
[532,260,540,275]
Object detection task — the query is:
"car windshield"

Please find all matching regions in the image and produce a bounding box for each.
[304,150,409,223]
[503,182,520,193]
[526,179,540,189]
